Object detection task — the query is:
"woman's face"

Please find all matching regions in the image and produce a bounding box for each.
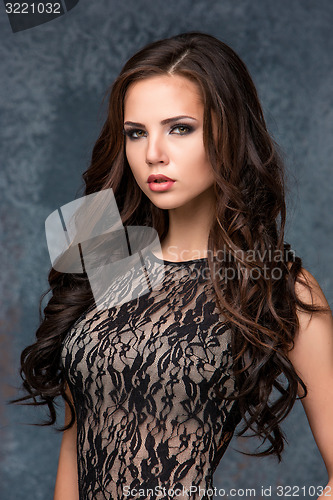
[123,74,216,211]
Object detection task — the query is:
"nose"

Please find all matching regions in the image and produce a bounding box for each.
[145,134,169,165]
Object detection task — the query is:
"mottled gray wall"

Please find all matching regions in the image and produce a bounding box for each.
[1,1,332,499]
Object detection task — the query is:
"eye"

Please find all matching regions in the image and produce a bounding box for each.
[123,129,147,140]
[170,124,193,135]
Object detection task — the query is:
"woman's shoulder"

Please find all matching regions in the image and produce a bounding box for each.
[286,264,332,359]
[287,264,330,313]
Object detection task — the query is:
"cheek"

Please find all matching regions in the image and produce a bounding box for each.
[125,144,139,174]
[184,141,214,177]
[126,140,146,164]
[126,147,147,189]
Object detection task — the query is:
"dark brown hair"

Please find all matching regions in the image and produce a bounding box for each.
[9,32,330,462]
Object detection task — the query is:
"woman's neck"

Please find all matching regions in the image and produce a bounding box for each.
[160,191,216,261]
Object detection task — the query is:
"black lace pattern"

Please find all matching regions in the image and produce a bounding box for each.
[61,250,241,499]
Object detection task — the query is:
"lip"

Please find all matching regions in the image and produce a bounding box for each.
[148,180,175,192]
[147,173,175,193]
[147,174,175,183]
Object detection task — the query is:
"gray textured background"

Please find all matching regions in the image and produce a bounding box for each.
[1,1,332,499]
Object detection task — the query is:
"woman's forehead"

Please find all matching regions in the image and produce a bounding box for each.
[124,74,203,121]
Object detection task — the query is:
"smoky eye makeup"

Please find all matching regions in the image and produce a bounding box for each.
[123,128,146,139]
[123,122,196,140]
[169,123,195,135]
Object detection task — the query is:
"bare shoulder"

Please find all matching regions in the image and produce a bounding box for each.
[287,262,330,312]
[284,267,333,480]
[285,264,333,373]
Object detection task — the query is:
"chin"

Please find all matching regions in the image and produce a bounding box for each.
[149,199,187,210]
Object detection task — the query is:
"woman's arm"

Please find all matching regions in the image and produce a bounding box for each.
[53,382,79,500]
[286,267,333,499]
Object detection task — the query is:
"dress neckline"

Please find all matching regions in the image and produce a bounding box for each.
[147,249,212,265]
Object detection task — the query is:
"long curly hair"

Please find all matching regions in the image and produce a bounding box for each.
[9,32,330,462]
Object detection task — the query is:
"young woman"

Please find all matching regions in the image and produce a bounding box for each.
[10,32,333,500]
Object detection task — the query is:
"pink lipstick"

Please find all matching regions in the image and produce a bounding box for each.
[147,174,175,192]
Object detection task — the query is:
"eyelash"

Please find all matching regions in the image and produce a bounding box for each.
[123,124,194,140]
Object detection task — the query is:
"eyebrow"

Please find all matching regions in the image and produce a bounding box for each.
[123,115,198,127]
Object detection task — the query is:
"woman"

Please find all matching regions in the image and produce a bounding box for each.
[10,32,333,499]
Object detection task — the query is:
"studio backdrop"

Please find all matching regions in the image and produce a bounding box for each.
[0,1,332,499]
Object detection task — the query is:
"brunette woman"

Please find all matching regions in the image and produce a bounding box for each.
[10,32,333,500]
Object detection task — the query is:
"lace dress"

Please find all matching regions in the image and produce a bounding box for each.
[60,249,241,499]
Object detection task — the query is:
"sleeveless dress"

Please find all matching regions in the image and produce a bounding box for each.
[60,249,242,500]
